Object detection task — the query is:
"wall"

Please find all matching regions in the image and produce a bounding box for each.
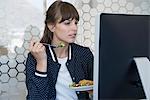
[0,0,150,99]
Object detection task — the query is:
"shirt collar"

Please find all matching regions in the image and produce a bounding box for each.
[48,45,72,62]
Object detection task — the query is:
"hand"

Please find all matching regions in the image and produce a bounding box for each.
[29,40,47,72]
[78,79,93,94]
[87,90,93,95]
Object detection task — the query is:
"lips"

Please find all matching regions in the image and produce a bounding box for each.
[68,34,76,38]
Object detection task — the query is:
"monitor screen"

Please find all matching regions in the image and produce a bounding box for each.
[94,13,150,100]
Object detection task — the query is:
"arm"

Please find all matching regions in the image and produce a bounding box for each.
[26,41,50,100]
[85,48,94,80]
[26,53,50,100]
[85,48,94,99]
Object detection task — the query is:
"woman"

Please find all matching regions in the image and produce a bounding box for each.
[26,1,93,100]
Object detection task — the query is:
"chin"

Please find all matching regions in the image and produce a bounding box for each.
[68,40,75,43]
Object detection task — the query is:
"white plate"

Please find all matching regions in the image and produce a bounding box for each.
[69,85,93,91]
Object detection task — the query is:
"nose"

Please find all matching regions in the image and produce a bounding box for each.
[71,23,78,31]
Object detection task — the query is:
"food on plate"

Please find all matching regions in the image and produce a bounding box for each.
[70,79,93,87]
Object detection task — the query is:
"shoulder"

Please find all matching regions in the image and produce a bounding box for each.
[71,43,93,55]
[71,43,89,50]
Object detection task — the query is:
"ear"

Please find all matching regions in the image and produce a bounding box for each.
[47,24,55,32]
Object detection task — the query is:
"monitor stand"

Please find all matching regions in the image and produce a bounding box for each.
[133,57,150,99]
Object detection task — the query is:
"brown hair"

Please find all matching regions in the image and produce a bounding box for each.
[40,1,79,44]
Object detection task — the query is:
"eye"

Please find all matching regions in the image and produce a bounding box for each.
[63,20,71,25]
[75,21,78,25]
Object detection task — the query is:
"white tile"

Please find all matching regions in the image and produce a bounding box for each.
[16,64,25,72]
[0,65,9,73]
[8,59,17,68]
[0,55,9,64]
[0,74,10,83]
[8,69,18,78]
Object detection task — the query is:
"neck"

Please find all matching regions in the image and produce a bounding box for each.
[54,45,69,58]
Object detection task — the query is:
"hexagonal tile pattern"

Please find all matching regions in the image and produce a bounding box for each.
[76,34,84,44]
[111,3,120,11]
[24,31,32,41]
[78,27,84,34]
[126,3,134,11]
[23,41,29,49]
[82,13,91,21]
[0,74,10,83]
[83,22,91,30]
[78,18,84,26]
[8,78,18,87]
[104,0,112,7]
[0,65,9,73]
[8,59,17,68]
[15,47,25,54]
[31,36,40,42]
[16,64,25,72]
[31,26,40,36]
[90,17,95,26]
[7,53,17,59]
[96,4,105,12]
[104,8,113,13]
[25,25,32,32]
[119,0,127,7]
[17,73,25,82]
[119,7,127,13]
[83,30,91,38]
[83,39,92,47]
[16,55,25,63]
[91,26,95,34]
[90,8,97,17]
[82,4,91,12]
[0,55,8,64]
[8,69,18,78]
[133,7,142,13]
[23,50,29,58]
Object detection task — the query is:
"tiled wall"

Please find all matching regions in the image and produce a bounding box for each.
[0,0,150,99]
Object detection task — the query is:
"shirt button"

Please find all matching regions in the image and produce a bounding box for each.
[73,77,75,81]
[66,62,69,66]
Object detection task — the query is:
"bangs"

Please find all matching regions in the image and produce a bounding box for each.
[58,2,79,23]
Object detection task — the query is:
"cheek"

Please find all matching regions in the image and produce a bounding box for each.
[54,32,67,40]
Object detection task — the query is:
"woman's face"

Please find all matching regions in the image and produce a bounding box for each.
[52,18,78,44]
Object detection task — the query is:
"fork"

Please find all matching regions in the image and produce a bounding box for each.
[42,43,64,48]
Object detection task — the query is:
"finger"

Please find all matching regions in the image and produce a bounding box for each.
[29,40,35,51]
[37,43,46,52]
[32,42,45,53]
[37,43,44,48]
[29,39,38,51]
[33,42,41,49]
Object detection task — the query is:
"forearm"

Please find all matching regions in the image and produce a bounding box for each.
[26,53,49,99]
[36,60,47,73]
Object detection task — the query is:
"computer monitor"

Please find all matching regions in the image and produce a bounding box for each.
[93,13,150,100]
